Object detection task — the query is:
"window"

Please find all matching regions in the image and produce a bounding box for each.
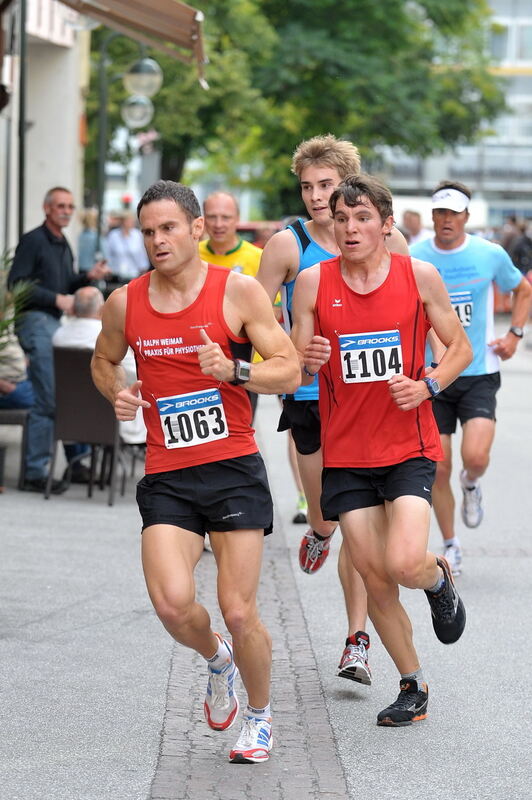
[517,24,532,60]
[490,24,509,61]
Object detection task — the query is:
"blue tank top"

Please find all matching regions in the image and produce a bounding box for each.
[282,219,334,401]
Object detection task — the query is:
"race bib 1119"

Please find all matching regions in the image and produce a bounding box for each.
[449,290,473,327]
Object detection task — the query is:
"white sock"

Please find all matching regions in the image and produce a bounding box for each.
[445,537,461,548]
[462,470,479,488]
[246,703,271,720]
[401,669,425,689]
[427,569,445,593]
[206,636,232,671]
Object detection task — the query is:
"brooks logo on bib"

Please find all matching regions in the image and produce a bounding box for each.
[339,330,403,383]
[157,388,228,449]
[449,290,473,327]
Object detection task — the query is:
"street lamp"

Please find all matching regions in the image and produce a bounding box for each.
[122,58,163,98]
[121,95,154,129]
[96,32,163,248]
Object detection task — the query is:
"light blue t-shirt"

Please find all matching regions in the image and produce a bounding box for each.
[410,234,522,376]
[283,219,334,401]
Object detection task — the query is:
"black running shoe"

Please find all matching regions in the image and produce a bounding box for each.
[425,556,466,644]
[377,679,429,727]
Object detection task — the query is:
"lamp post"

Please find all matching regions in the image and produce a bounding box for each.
[95,32,163,249]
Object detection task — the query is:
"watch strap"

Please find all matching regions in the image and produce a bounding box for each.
[509,326,524,338]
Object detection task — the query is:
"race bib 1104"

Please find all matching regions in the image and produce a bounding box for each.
[339,329,403,383]
[157,388,228,449]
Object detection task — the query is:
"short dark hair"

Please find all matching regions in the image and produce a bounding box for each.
[329,174,393,222]
[432,180,472,200]
[137,180,201,223]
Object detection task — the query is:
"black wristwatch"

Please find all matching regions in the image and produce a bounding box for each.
[423,376,441,399]
[230,359,252,385]
[509,326,524,338]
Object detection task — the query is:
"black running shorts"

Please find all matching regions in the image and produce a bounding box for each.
[433,373,500,435]
[136,453,273,536]
[321,457,437,521]
[277,398,321,455]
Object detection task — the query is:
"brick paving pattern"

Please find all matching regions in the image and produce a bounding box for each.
[150,506,350,800]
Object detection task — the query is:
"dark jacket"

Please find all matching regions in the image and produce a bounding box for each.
[8,223,90,319]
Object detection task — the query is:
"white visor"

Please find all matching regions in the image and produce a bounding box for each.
[431,187,469,213]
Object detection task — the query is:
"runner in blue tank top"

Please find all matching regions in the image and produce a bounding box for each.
[258,134,409,687]
[410,181,531,576]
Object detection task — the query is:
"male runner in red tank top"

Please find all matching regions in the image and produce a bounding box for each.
[291,174,472,726]
[91,180,300,763]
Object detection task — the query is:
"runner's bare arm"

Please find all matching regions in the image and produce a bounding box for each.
[388,226,410,255]
[290,266,331,384]
[199,273,300,395]
[256,228,300,301]
[91,287,151,420]
[426,328,447,368]
[489,275,532,359]
[388,259,472,411]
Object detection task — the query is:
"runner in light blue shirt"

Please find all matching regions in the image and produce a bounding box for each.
[410,181,531,576]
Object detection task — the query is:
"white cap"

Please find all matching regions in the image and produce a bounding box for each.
[431,187,470,213]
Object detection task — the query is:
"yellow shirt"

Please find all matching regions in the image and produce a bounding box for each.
[198,238,262,276]
[198,238,279,363]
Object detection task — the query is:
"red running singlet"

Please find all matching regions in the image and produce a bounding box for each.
[316,254,443,468]
[125,265,258,473]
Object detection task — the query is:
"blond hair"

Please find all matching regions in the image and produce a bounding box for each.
[291,134,361,180]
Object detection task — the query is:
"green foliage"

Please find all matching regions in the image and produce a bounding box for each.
[84,0,276,200]
[0,251,32,355]
[83,0,506,218]
[253,0,506,216]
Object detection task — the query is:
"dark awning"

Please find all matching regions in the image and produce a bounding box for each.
[59,0,207,83]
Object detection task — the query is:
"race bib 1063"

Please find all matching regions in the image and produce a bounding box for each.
[339,329,403,383]
[156,388,228,449]
[449,290,473,327]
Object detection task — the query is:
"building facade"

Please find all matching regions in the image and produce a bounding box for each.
[0,0,87,251]
[380,0,532,230]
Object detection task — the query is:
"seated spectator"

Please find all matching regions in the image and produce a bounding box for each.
[105,213,149,281]
[0,330,34,410]
[53,287,146,445]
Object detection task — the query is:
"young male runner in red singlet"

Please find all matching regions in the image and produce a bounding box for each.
[257,134,409,686]
[91,180,300,762]
[291,174,472,725]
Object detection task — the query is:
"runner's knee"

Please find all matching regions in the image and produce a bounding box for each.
[220,600,259,640]
[151,587,195,631]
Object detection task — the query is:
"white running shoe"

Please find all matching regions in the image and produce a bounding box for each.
[337,633,372,685]
[460,470,483,528]
[204,637,239,731]
[444,543,463,577]
[229,716,273,763]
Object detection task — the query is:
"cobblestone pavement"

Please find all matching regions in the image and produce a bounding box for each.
[150,513,349,800]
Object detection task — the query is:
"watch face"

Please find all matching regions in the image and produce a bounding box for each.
[236,360,251,382]
[424,377,440,396]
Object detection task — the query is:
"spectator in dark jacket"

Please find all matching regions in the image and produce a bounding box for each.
[8,186,109,492]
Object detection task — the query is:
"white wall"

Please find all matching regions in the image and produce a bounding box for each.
[0,1,86,254]
[24,39,83,241]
